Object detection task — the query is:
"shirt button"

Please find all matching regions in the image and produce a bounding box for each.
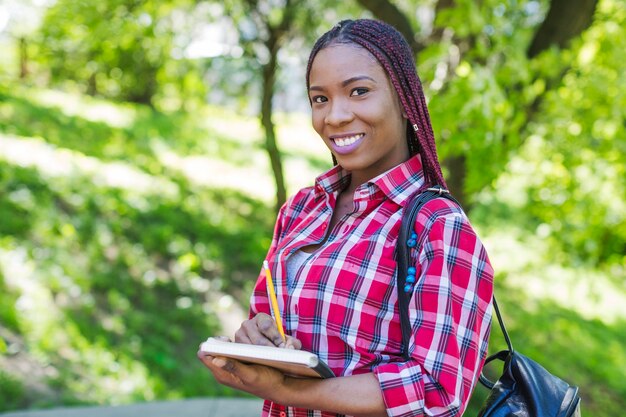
[322,223,327,230]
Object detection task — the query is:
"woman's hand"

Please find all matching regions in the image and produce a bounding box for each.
[235,313,302,349]
[196,337,286,401]
[197,336,387,415]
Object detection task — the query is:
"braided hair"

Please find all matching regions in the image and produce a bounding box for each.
[306,19,447,188]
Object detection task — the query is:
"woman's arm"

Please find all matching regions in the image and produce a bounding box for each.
[197,353,388,417]
[373,202,494,416]
[283,373,387,417]
[199,314,387,416]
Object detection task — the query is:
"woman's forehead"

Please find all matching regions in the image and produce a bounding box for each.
[315,43,379,66]
[309,44,385,82]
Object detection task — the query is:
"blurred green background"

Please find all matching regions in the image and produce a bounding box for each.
[0,0,624,415]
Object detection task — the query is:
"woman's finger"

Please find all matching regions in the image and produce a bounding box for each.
[255,314,285,347]
[214,335,231,342]
[236,313,283,347]
[284,335,302,350]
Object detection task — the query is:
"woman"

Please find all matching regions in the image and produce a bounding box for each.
[198,19,494,417]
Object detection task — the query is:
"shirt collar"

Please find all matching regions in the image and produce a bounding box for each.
[370,154,425,206]
[314,164,351,198]
[313,155,426,207]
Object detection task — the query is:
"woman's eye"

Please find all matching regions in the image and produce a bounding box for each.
[350,87,369,97]
[312,96,327,103]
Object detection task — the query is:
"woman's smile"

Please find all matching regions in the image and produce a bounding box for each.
[330,133,365,154]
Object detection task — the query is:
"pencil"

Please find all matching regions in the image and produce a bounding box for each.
[263,260,286,342]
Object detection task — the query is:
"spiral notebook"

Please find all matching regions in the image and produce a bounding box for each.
[200,338,335,379]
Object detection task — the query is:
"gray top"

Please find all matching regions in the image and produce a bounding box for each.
[286,249,311,288]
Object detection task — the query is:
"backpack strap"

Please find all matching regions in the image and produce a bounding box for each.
[397,186,458,361]
[396,186,512,380]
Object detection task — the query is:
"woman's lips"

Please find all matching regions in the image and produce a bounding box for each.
[330,133,365,155]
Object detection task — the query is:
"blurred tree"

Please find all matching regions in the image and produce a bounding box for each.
[359,0,599,207]
[19,0,623,268]
[221,0,304,212]
[33,0,206,108]
[527,0,599,57]
[518,0,626,268]
[219,0,359,211]
[0,0,48,82]
[18,37,28,80]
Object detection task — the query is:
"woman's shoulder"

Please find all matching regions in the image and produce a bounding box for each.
[413,195,472,236]
[417,195,465,219]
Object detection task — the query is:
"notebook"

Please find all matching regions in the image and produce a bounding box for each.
[199,337,335,379]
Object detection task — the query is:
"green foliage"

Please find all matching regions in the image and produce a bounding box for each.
[0,371,27,411]
[474,0,626,270]
[424,0,626,271]
[2,80,624,415]
[519,0,626,267]
[427,0,546,196]
[0,86,279,408]
[33,0,206,109]
[0,256,20,333]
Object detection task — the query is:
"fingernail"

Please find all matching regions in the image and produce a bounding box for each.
[212,357,227,367]
[287,345,295,349]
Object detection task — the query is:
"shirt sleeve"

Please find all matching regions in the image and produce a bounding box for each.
[373,205,494,417]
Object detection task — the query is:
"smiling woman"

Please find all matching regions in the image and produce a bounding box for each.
[308,44,409,188]
[197,19,494,417]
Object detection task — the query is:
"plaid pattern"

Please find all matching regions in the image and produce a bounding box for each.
[250,156,494,417]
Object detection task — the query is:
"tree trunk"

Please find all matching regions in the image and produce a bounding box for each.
[18,37,28,80]
[127,68,157,107]
[516,0,599,137]
[528,0,599,58]
[87,72,98,96]
[261,33,287,213]
[254,0,299,212]
[443,154,467,208]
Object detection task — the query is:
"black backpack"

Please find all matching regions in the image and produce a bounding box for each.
[396,187,582,417]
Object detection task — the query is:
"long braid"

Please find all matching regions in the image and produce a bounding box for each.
[306,19,447,189]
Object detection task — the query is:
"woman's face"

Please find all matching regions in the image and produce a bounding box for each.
[308,43,409,183]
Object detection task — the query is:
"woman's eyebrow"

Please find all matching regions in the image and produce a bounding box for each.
[341,75,376,87]
[309,75,377,91]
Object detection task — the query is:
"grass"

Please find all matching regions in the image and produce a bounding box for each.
[0,84,624,415]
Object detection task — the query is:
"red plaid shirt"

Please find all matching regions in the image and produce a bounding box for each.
[250,155,494,417]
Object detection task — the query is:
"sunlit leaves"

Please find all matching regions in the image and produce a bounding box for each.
[517,1,626,266]
[33,0,207,109]
[0,88,277,405]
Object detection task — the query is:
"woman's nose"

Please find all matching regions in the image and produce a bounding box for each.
[324,99,353,126]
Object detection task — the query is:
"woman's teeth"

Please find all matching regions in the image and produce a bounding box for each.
[334,134,364,147]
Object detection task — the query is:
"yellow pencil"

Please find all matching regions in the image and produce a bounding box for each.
[263,260,286,342]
